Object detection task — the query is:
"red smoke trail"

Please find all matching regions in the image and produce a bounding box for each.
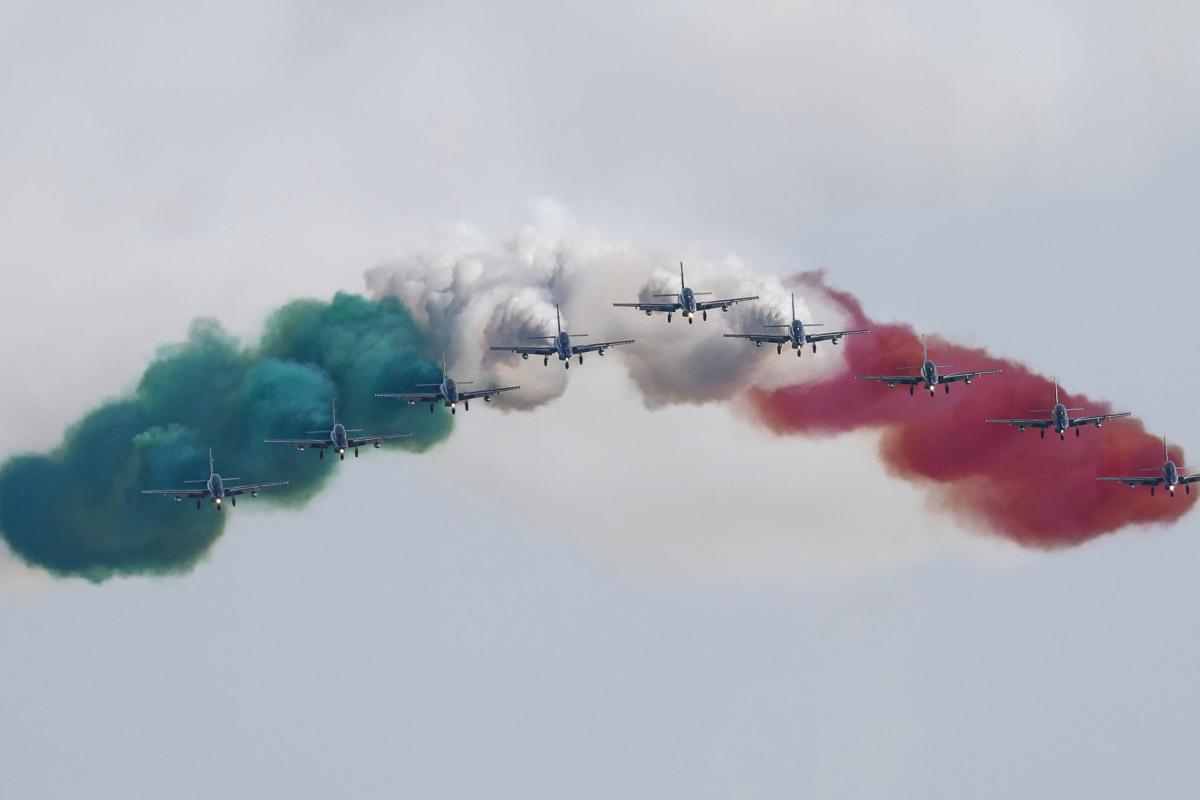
[750,273,1194,547]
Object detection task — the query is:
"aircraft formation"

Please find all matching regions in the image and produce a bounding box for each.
[143,262,1197,506]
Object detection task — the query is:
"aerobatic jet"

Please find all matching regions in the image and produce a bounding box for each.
[375,353,520,414]
[490,304,633,368]
[265,399,411,460]
[985,381,1131,440]
[724,292,869,356]
[855,336,1001,396]
[1097,437,1200,497]
[612,262,758,323]
[142,449,288,510]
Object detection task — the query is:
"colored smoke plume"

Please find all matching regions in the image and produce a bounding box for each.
[0,294,450,580]
[750,273,1195,547]
[1,212,1191,582]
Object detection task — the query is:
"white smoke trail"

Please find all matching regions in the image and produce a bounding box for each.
[364,201,856,411]
[361,202,1022,580]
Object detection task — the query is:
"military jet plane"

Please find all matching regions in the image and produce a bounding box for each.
[490,305,633,368]
[1097,437,1200,497]
[855,336,1001,396]
[375,353,520,414]
[724,292,869,356]
[612,262,758,323]
[142,449,288,510]
[265,399,411,460]
[986,381,1131,440]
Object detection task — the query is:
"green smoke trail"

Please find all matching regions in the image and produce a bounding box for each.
[0,293,452,581]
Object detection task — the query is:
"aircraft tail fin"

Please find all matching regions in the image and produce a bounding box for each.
[680,261,686,293]
[791,293,796,323]
[208,448,214,475]
[556,304,562,335]
[331,398,337,426]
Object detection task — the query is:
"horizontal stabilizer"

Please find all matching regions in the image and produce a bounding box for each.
[183,479,207,484]
[415,383,441,387]
[525,336,555,341]
[1138,467,1162,472]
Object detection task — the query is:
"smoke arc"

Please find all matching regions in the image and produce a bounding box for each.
[0,293,451,581]
[749,273,1195,547]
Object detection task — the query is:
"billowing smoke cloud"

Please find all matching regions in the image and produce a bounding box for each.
[3,213,1191,582]
[0,294,451,580]
[365,210,847,410]
[365,213,1194,548]
[748,273,1195,546]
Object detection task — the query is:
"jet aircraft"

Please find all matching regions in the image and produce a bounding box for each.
[985,381,1131,440]
[612,262,758,323]
[490,305,634,367]
[724,292,869,356]
[265,399,411,460]
[855,336,1001,396]
[142,449,288,510]
[1097,437,1200,497]
[375,353,520,414]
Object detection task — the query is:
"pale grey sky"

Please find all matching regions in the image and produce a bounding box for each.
[2,1,1199,796]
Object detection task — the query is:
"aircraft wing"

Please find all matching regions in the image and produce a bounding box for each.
[489,345,558,356]
[573,339,635,354]
[723,332,791,345]
[612,301,681,313]
[347,433,412,447]
[984,417,1053,429]
[695,295,759,311]
[1096,475,1163,487]
[225,481,289,496]
[805,328,870,343]
[1182,473,1200,485]
[854,375,924,386]
[940,368,1002,384]
[142,488,210,499]
[1069,412,1132,427]
[264,437,332,449]
[374,390,444,402]
[458,385,521,402]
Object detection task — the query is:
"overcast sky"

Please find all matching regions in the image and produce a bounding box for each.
[2,1,1199,797]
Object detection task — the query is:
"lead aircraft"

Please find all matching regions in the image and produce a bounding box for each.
[612,263,758,324]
